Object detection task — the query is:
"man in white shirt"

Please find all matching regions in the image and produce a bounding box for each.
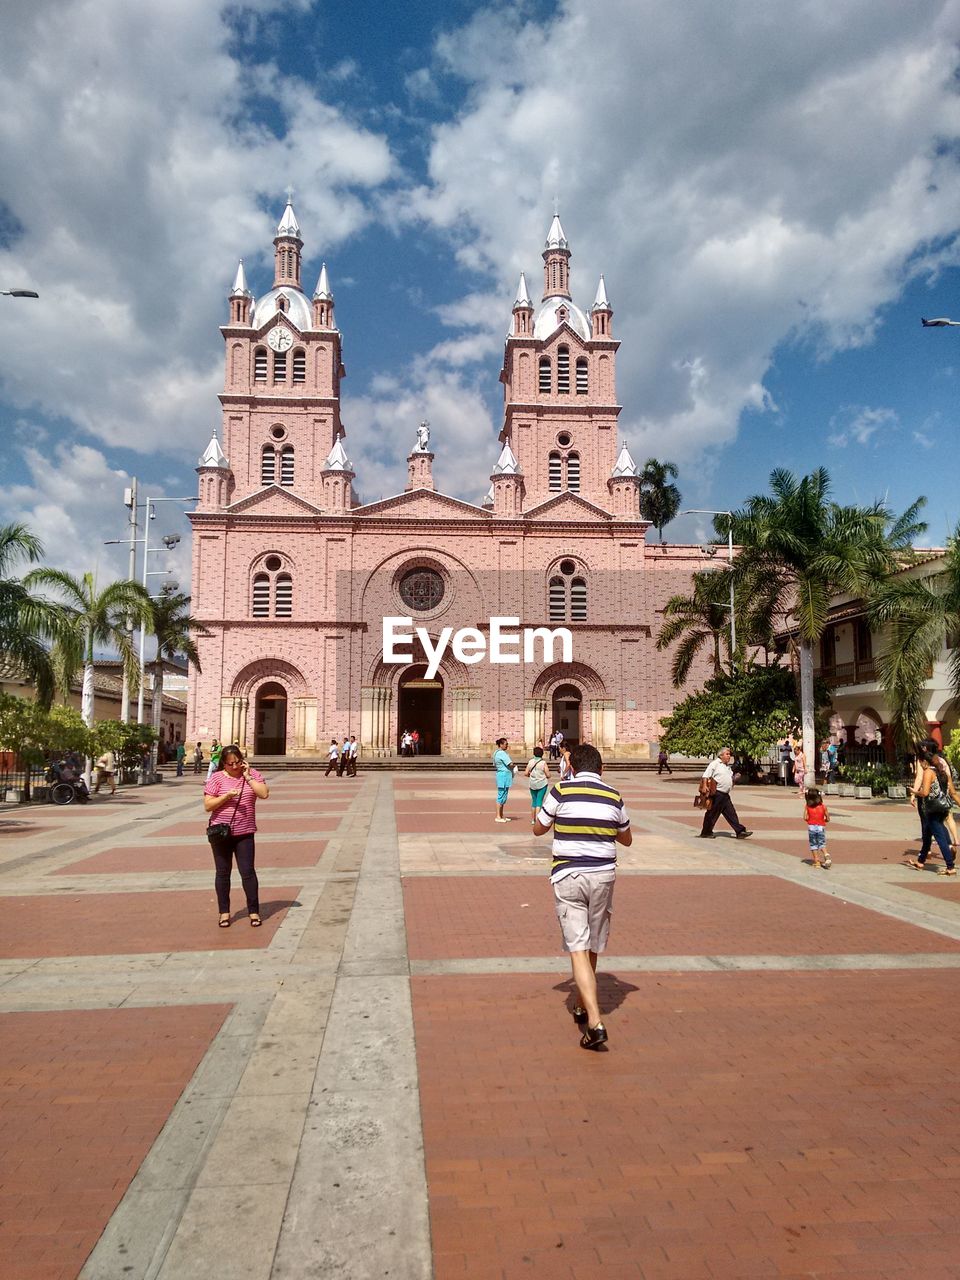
[347,735,359,776]
[698,747,753,839]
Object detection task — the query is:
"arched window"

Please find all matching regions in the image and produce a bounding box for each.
[556,346,570,394]
[548,560,587,622]
[252,573,270,618]
[254,348,268,381]
[576,358,588,394]
[273,350,287,382]
[280,445,295,486]
[548,452,563,491]
[566,452,581,492]
[292,348,306,383]
[277,294,288,313]
[539,358,551,394]
[549,577,566,622]
[274,574,293,617]
[261,446,276,485]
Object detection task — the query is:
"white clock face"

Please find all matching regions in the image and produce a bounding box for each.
[267,326,293,352]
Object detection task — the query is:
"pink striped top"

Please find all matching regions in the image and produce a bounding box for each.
[204,768,264,836]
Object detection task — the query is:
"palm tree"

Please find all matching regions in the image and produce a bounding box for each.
[640,459,681,542]
[867,529,960,745]
[0,523,66,708]
[657,570,732,684]
[727,467,926,769]
[22,569,152,732]
[146,589,208,744]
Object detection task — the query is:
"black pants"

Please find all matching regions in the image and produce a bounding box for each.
[325,759,338,775]
[700,791,746,836]
[210,833,259,914]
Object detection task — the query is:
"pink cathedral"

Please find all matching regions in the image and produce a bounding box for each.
[187,202,707,758]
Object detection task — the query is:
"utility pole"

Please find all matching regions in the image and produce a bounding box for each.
[120,478,138,722]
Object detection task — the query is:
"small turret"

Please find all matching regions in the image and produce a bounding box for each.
[312,262,334,328]
[273,193,303,290]
[542,212,571,301]
[196,429,233,510]
[229,259,252,325]
[607,441,641,519]
[490,443,524,516]
[591,274,612,339]
[512,272,533,337]
[321,437,354,511]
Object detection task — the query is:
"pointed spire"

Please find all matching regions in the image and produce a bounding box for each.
[593,274,610,310]
[545,213,568,250]
[611,442,639,478]
[492,442,522,475]
[481,485,495,508]
[199,429,229,469]
[276,196,301,239]
[313,262,333,300]
[322,438,353,473]
[231,259,251,297]
[514,272,531,307]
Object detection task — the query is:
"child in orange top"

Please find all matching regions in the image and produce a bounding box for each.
[804,787,831,868]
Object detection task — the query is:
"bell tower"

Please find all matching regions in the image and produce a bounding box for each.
[498,215,621,510]
[218,199,349,509]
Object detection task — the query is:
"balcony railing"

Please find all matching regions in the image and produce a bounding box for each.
[816,658,876,688]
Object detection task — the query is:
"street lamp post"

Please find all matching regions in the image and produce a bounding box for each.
[681,508,736,663]
[0,289,39,298]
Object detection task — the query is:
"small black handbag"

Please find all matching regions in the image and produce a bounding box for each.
[206,779,245,843]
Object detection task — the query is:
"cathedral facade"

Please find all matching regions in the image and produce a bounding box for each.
[187,203,707,758]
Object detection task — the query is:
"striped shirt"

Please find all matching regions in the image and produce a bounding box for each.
[538,772,630,883]
[204,768,264,837]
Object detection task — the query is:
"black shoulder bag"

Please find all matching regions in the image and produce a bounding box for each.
[207,778,245,843]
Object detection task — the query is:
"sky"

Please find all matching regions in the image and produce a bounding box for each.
[2,0,960,589]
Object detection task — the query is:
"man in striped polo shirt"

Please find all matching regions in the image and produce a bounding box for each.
[534,743,632,1049]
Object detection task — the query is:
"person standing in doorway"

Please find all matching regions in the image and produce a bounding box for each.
[698,747,753,839]
[411,728,420,756]
[534,743,632,1050]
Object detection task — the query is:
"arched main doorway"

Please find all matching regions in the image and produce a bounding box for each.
[398,665,443,755]
[254,682,287,755]
[552,683,582,746]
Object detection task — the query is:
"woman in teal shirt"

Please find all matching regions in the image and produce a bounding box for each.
[493,737,515,822]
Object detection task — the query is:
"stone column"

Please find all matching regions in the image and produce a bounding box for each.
[360,688,375,749]
[590,699,616,751]
[291,697,318,754]
[219,696,249,749]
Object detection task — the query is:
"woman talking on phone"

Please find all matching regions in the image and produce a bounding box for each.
[203,745,270,927]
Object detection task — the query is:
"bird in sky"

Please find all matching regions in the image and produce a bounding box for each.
[921,317,960,326]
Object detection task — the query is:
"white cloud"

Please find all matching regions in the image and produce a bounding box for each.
[0,0,394,458]
[828,405,898,448]
[394,0,960,475]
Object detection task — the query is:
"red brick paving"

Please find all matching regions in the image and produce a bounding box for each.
[751,837,923,865]
[413,970,960,1279]
[152,816,341,837]
[403,875,960,959]
[55,839,328,874]
[0,886,301,957]
[0,1004,229,1280]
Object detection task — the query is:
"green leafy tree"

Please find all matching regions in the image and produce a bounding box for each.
[146,590,208,746]
[93,719,157,776]
[659,666,830,768]
[0,523,67,708]
[639,458,681,542]
[867,530,960,746]
[22,570,152,734]
[0,693,93,801]
[657,570,731,683]
[726,468,926,772]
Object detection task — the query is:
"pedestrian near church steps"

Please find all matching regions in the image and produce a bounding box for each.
[534,743,632,1050]
[193,743,204,775]
[524,746,551,824]
[203,744,270,927]
[657,747,672,775]
[324,739,339,776]
[493,737,517,821]
[338,735,350,776]
[206,739,222,781]
[175,741,186,777]
[348,735,359,776]
[697,748,753,839]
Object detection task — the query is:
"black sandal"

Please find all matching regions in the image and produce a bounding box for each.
[249,913,262,927]
[218,914,231,928]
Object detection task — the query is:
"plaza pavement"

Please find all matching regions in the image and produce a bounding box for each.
[1,767,960,1279]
